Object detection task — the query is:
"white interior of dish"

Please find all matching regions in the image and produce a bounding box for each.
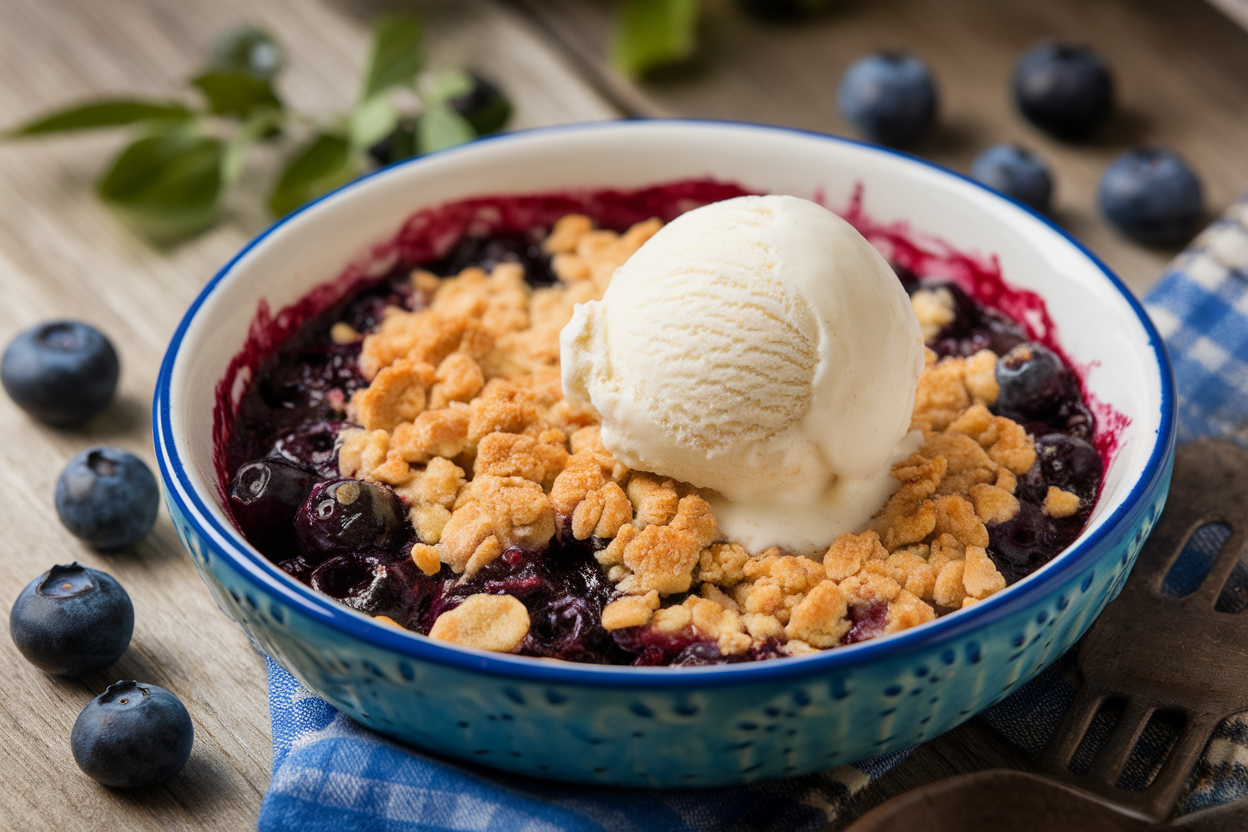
[168,121,1166,592]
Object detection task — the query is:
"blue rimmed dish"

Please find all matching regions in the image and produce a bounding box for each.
[153,119,1175,787]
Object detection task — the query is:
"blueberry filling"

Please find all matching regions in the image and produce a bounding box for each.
[223,212,1104,666]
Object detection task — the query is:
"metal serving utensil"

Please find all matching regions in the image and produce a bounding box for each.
[845,439,1248,832]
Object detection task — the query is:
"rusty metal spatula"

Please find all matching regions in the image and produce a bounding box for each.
[847,439,1248,831]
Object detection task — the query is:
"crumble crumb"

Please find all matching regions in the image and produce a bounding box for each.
[331,322,362,344]
[911,287,957,341]
[601,591,660,630]
[335,214,1056,656]
[1045,486,1082,518]
[428,593,530,652]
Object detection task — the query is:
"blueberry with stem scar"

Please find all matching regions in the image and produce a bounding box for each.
[71,680,194,788]
[1,320,120,425]
[9,563,133,676]
[56,446,160,550]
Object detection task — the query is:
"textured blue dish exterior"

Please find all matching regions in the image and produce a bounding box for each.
[153,120,1177,787]
[160,454,1171,787]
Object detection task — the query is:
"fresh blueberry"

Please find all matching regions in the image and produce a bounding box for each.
[209,24,284,81]
[9,563,133,676]
[294,477,404,559]
[1012,41,1114,139]
[1098,147,1203,247]
[367,116,417,167]
[447,71,512,137]
[56,446,160,550]
[836,52,937,147]
[228,458,319,558]
[970,144,1054,213]
[735,0,832,20]
[994,342,1079,422]
[71,680,194,788]
[1,320,120,426]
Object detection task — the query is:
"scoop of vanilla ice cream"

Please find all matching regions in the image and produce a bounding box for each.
[560,194,925,551]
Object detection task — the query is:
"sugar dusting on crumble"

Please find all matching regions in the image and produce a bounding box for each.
[338,214,1026,654]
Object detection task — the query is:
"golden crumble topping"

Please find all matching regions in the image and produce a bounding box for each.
[428,593,530,653]
[334,213,1051,656]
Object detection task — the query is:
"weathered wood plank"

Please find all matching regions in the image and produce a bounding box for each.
[514,0,1248,297]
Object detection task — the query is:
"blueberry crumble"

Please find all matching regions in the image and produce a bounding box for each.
[221,185,1105,666]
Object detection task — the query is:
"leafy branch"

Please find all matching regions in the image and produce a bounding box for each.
[3,14,511,243]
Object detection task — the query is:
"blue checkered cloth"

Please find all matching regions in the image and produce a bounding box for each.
[259,194,1248,831]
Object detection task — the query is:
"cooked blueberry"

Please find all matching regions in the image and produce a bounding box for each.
[309,553,397,614]
[56,447,159,550]
[9,563,133,676]
[891,262,921,295]
[338,280,414,333]
[920,282,1028,359]
[274,554,317,585]
[1035,433,1102,503]
[266,417,342,478]
[1098,147,1203,247]
[919,282,979,339]
[836,52,937,147]
[994,342,1079,422]
[671,640,731,667]
[1056,397,1095,441]
[447,71,512,136]
[294,478,404,558]
[258,347,361,412]
[1,320,120,426]
[843,602,888,642]
[970,144,1053,213]
[1012,41,1113,139]
[431,232,557,286]
[71,680,193,788]
[228,458,319,558]
[987,502,1062,584]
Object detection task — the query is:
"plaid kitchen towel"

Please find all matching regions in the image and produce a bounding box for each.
[258,193,1248,832]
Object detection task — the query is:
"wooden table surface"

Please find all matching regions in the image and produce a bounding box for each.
[0,1,1244,829]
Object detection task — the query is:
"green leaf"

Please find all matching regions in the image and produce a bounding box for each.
[360,12,423,101]
[208,24,284,81]
[415,104,476,155]
[348,94,399,150]
[610,0,699,78]
[424,69,476,105]
[268,133,358,217]
[193,70,282,118]
[6,100,194,137]
[222,107,284,184]
[96,131,223,242]
[426,70,512,136]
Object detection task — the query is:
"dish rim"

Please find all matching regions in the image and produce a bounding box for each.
[153,118,1176,690]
